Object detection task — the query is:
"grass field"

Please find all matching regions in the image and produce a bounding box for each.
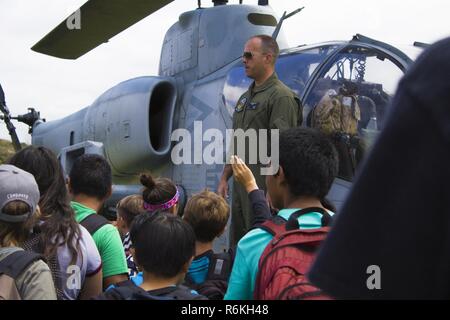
[0,139,28,164]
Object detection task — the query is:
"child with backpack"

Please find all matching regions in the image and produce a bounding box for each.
[69,154,128,290]
[94,211,207,300]
[0,164,56,300]
[182,190,232,299]
[224,127,339,300]
[126,173,181,286]
[9,146,103,300]
[115,194,145,277]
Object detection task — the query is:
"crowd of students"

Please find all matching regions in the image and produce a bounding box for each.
[0,124,337,300]
[1,37,449,300]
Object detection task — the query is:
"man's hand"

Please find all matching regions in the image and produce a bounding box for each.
[231,155,258,193]
[217,178,229,199]
[218,163,233,199]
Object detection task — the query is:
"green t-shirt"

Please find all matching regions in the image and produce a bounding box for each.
[71,201,128,279]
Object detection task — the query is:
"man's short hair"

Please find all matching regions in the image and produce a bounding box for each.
[279,127,339,198]
[252,34,279,63]
[130,211,195,278]
[69,154,112,200]
[183,190,230,243]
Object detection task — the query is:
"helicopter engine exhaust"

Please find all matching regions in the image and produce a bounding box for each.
[32,76,177,178]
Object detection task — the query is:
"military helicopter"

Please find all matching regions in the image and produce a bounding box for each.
[1,0,423,250]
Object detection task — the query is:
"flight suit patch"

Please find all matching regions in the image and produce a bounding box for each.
[235,97,247,112]
[247,102,259,110]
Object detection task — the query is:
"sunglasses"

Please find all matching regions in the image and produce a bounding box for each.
[242,51,270,60]
[242,51,255,59]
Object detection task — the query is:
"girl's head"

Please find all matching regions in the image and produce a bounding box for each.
[140,173,179,215]
[0,164,40,247]
[7,146,80,260]
[8,146,66,211]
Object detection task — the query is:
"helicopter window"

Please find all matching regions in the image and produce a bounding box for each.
[276,46,339,97]
[304,45,404,181]
[247,13,277,26]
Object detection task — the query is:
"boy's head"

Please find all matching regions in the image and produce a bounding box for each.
[116,194,145,237]
[266,127,338,209]
[183,190,229,243]
[130,211,195,280]
[0,164,40,246]
[69,154,112,201]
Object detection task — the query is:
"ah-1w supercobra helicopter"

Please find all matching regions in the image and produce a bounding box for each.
[0,0,423,250]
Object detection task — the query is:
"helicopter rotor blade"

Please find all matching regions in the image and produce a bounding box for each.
[31,0,174,59]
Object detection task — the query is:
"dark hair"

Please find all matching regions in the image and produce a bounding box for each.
[140,173,177,206]
[279,127,339,198]
[252,34,279,63]
[0,201,37,247]
[8,146,81,262]
[69,154,112,200]
[130,211,195,278]
[183,189,229,242]
[117,194,145,227]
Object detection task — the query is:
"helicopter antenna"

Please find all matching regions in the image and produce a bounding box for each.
[272,7,304,40]
[212,0,228,5]
[413,41,430,49]
[198,0,201,8]
[0,84,22,152]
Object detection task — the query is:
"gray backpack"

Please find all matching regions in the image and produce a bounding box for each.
[0,250,44,300]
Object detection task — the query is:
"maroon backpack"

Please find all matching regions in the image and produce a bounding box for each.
[254,207,332,300]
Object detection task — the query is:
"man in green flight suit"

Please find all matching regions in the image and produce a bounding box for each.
[218,35,302,245]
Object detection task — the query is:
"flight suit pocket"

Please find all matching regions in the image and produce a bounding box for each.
[244,103,269,130]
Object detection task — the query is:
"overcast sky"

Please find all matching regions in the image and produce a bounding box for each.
[1,0,449,143]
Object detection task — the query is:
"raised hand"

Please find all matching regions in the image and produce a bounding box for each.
[230,155,258,193]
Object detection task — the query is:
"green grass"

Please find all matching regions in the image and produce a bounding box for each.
[0,139,28,164]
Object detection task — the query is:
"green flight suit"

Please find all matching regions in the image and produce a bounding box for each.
[230,72,301,245]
